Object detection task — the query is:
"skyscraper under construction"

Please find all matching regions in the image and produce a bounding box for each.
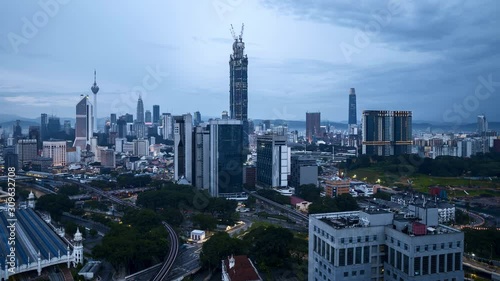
[229,23,249,148]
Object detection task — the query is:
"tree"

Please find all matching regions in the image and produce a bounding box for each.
[296,184,321,202]
[58,184,81,196]
[200,232,248,271]
[35,194,74,221]
[192,213,218,231]
[244,225,294,268]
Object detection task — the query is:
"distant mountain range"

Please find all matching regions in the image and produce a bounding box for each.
[0,114,498,134]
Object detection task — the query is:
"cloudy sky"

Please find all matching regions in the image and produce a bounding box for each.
[0,0,499,124]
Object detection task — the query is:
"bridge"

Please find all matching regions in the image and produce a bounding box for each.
[245,189,309,223]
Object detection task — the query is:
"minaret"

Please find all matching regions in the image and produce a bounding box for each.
[28,190,35,208]
[73,227,83,265]
[91,70,100,133]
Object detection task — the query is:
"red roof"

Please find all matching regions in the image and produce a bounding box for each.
[290,196,306,205]
[223,255,262,281]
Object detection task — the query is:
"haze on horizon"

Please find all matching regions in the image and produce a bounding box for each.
[0,0,499,123]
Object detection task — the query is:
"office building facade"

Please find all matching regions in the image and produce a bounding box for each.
[74,95,94,151]
[290,155,318,188]
[153,105,160,124]
[256,134,289,188]
[362,110,412,156]
[309,208,464,281]
[208,119,244,196]
[306,112,321,143]
[16,139,38,168]
[174,114,193,182]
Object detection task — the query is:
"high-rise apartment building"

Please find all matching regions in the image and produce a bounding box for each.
[229,24,249,148]
[174,114,193,182]
[477,114,488,135]
[162,113,174,140]
[256,133,289,188]
[309,207,464,281]
[362,110,412,156]
[306,112,321,143]
[43,140,67,166]
[153,105,160,124]
[74,95,94,151]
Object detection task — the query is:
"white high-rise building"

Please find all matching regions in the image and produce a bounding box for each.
[43,140,67,166]
[133,139,149,157]
[73,95,94,151]
[162,113,174,140]
[174,114,193,182]
[256,133,289,188]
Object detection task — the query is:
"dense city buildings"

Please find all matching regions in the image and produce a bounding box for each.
[74,95,94,151]
[306,112,321,143]
[256,133,289,188]
[174,113,193,182]
[229,24,249,148]
[362,110,412,156]
[309,207,464,281]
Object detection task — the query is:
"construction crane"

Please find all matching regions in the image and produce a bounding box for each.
[230,24,237,40]
[230,23,245,41]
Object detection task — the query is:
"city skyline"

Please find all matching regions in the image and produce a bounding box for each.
[1,1,499,123]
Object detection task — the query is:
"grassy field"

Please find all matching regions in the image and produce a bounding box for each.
[348,167,500,198]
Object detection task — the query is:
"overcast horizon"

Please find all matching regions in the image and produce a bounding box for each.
[1,1,499,124]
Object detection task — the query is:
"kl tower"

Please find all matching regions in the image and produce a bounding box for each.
[91,70,99,132]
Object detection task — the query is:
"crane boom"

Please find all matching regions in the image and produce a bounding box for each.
[230,24,237,40]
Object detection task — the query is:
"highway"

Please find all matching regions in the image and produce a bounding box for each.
[50,177,180,280]
[246,190,309,223]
